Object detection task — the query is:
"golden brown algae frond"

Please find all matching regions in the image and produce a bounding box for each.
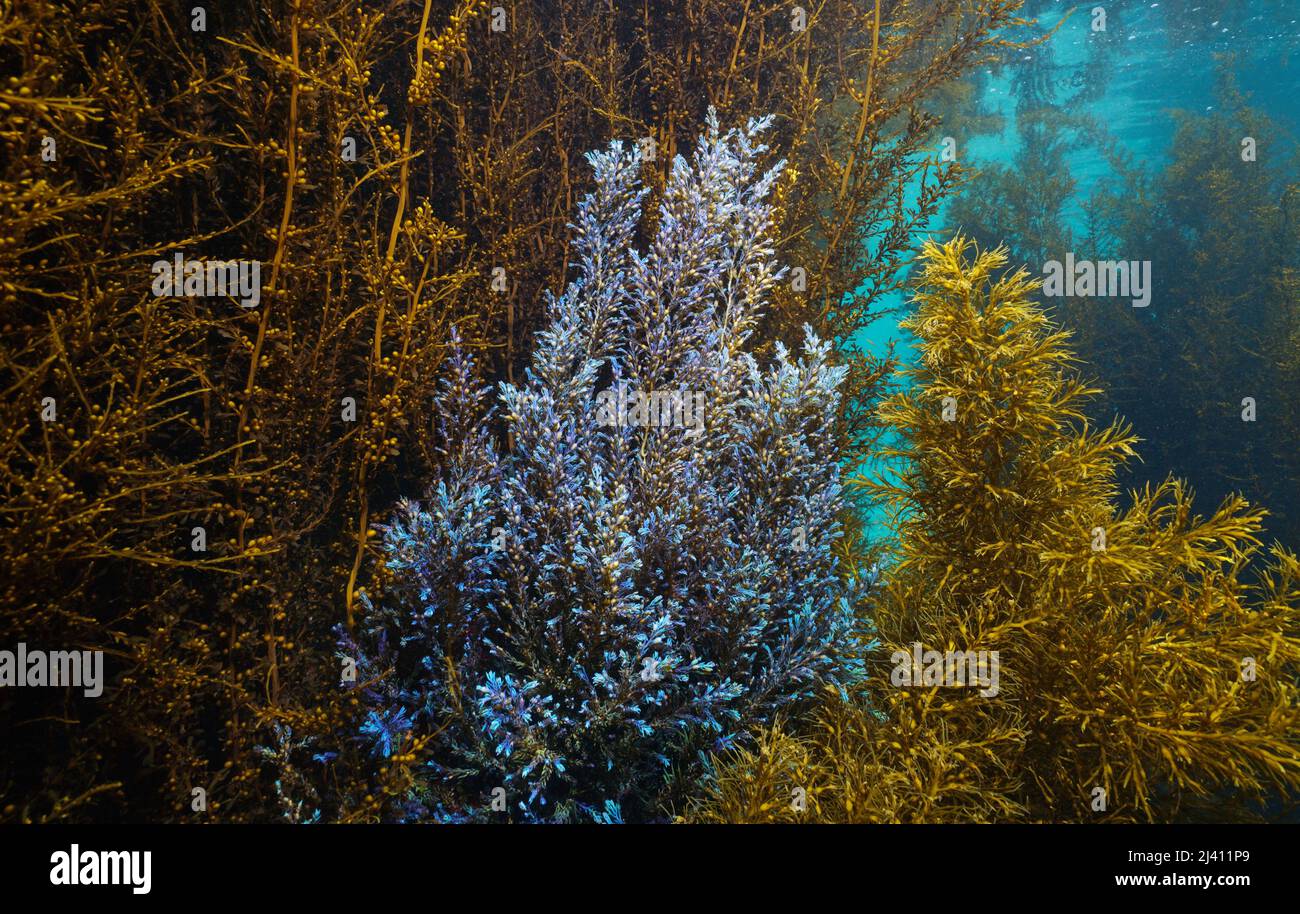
[689,236,1300,823]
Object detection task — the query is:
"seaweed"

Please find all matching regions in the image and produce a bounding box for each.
[344,114,863,823]
[690,237,1300,823]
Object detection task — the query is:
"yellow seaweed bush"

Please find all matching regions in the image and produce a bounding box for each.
[688,236,1300,823]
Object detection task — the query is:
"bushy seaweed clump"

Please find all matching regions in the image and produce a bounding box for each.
[689,236,1300,823]
[343,114,863,823]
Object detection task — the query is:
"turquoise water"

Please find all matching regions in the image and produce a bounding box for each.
[853,0,1300,541]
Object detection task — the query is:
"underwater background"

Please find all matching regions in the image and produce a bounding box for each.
[1,0,1298,824]
[852,0,1300,543]
[856,0,1300,544]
